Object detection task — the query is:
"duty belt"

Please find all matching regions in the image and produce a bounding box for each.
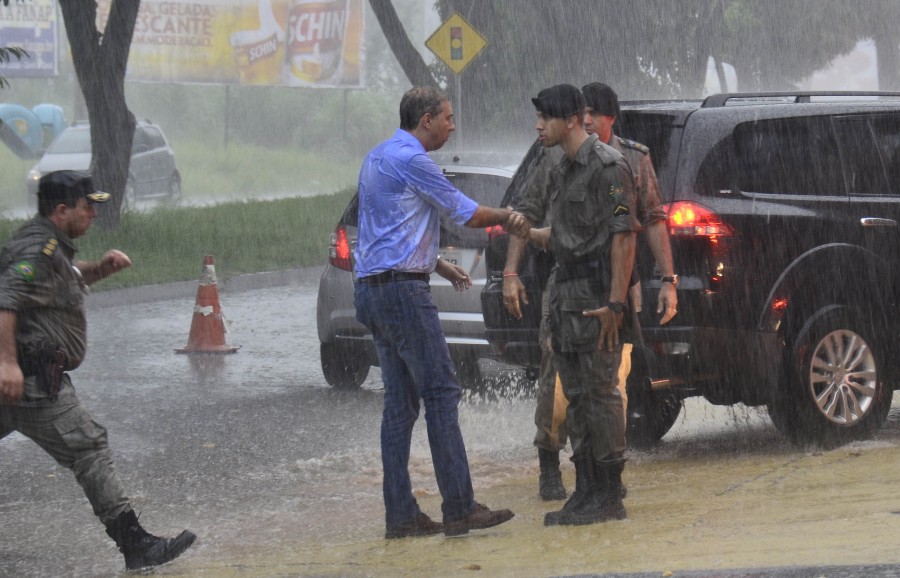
[358,271,430,286]
[554,260,603,283]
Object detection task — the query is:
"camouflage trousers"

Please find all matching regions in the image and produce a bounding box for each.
[533,288,631,453]
[0,375,131,524]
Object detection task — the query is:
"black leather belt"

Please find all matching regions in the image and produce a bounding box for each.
[359,271,430,285]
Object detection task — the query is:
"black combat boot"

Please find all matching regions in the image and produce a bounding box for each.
[105,509,197,570]
[543,455,592,526]
[538,448,567,501]
[557,459,627,526]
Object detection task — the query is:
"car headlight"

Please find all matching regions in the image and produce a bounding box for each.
[27,167,41,184]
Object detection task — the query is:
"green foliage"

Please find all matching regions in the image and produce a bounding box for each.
[0,190,356,290]
[0,46,28,89]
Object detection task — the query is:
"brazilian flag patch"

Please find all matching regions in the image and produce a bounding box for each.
[614,204,630,216]
[14,260,35,282]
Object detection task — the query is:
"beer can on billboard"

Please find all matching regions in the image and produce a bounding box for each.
[284,0,349,86]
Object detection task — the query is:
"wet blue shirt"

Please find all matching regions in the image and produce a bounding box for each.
[354,129,478,278]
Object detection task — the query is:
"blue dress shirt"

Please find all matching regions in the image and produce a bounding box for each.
[354,129,478,278]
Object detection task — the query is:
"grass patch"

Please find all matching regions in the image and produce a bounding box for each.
[176,140,361,199]
[0,190,355,290]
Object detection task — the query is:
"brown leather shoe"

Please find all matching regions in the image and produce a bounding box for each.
[443,502,514,537]
[385,512,443,539]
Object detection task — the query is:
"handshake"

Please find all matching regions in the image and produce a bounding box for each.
[505,211,531,239]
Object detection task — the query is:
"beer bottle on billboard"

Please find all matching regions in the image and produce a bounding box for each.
[284,0,349,86]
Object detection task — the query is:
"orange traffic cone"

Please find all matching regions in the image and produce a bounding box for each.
[176,255,239,354]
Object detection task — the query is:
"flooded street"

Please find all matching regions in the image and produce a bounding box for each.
[2,266,900,577]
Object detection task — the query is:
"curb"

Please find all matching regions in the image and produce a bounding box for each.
[85,264,326,309]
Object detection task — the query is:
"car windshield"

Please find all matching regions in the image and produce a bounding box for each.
[46,127,91,154]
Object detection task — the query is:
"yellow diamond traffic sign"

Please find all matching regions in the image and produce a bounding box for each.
[425,12,487,75]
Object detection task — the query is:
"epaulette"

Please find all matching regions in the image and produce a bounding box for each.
[617,137,650,154]
[41,237,59,257]
[591,139,622,167]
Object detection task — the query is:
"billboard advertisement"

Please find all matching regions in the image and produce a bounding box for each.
[98,0,365,87]
[0,0,58,78]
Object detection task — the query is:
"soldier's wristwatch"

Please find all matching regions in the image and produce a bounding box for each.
[607,301,626,314]
[661,275,679,287]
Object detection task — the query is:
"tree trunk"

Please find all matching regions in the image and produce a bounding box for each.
[368,0,438,88]
[58,0,140,229]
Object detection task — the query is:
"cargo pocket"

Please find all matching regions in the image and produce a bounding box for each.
[554,298,600,352]
[53,407,107,453]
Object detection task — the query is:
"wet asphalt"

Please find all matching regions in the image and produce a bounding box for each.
[1,264,900,577]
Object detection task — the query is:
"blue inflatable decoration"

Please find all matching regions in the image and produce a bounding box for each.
[0,103,43,159]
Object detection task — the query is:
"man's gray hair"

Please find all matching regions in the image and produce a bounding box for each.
[399,86,448,130]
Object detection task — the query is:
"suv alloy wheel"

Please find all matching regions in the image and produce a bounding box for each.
[769,306,892,446]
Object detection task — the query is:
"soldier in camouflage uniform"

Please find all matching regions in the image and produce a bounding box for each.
[516,85,637,526]
[0,170,196,571]
[505,84,678,502]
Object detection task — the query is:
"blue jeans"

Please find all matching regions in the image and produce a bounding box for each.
[354,279,475,528]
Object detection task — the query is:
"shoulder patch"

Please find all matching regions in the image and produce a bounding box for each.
[614,204,631,216]
[618,137,649,154]
[14,260,35,282]
[41,238,58,257]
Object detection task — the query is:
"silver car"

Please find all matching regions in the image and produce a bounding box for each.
[316,152,521,389]
[26,119,181,209]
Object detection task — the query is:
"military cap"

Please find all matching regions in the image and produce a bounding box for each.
[532,84,585,119]
[581,82,620,118]
[37,170,110,205]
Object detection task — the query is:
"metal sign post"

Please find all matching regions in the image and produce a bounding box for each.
[426,12,488,150]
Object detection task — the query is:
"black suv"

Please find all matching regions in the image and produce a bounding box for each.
[482,92,900,447]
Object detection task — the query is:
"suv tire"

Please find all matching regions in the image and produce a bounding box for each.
[320,342,370,389]
[625,346,682,448]
[770,306,892,446]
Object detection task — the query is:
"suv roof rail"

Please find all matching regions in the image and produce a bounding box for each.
[702,91,900,108]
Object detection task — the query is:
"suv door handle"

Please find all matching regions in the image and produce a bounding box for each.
[860,217,898,228]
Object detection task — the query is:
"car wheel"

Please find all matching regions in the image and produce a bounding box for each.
[771,306,891,446]
[625,346,682,448]
[320,342,369,389]
[627,385,682,449]
[167,174,182,203]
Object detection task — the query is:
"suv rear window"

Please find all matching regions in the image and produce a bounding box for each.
[833,113,900,196]
[733,116,844,196]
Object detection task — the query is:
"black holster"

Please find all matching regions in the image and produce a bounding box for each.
[19,343,67,400]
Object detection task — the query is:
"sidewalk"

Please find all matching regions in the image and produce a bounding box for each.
[160,420,900,578]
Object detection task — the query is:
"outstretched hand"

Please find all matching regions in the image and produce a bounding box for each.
[506,212,531,239]
[101,249,132,275]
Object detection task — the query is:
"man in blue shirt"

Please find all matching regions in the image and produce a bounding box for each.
[354,86,527,539]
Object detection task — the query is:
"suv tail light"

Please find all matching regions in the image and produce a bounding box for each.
[666,201,734,238]
[329,224,352,271]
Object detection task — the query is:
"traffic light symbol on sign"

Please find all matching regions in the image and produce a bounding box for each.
[450,27,462,61]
